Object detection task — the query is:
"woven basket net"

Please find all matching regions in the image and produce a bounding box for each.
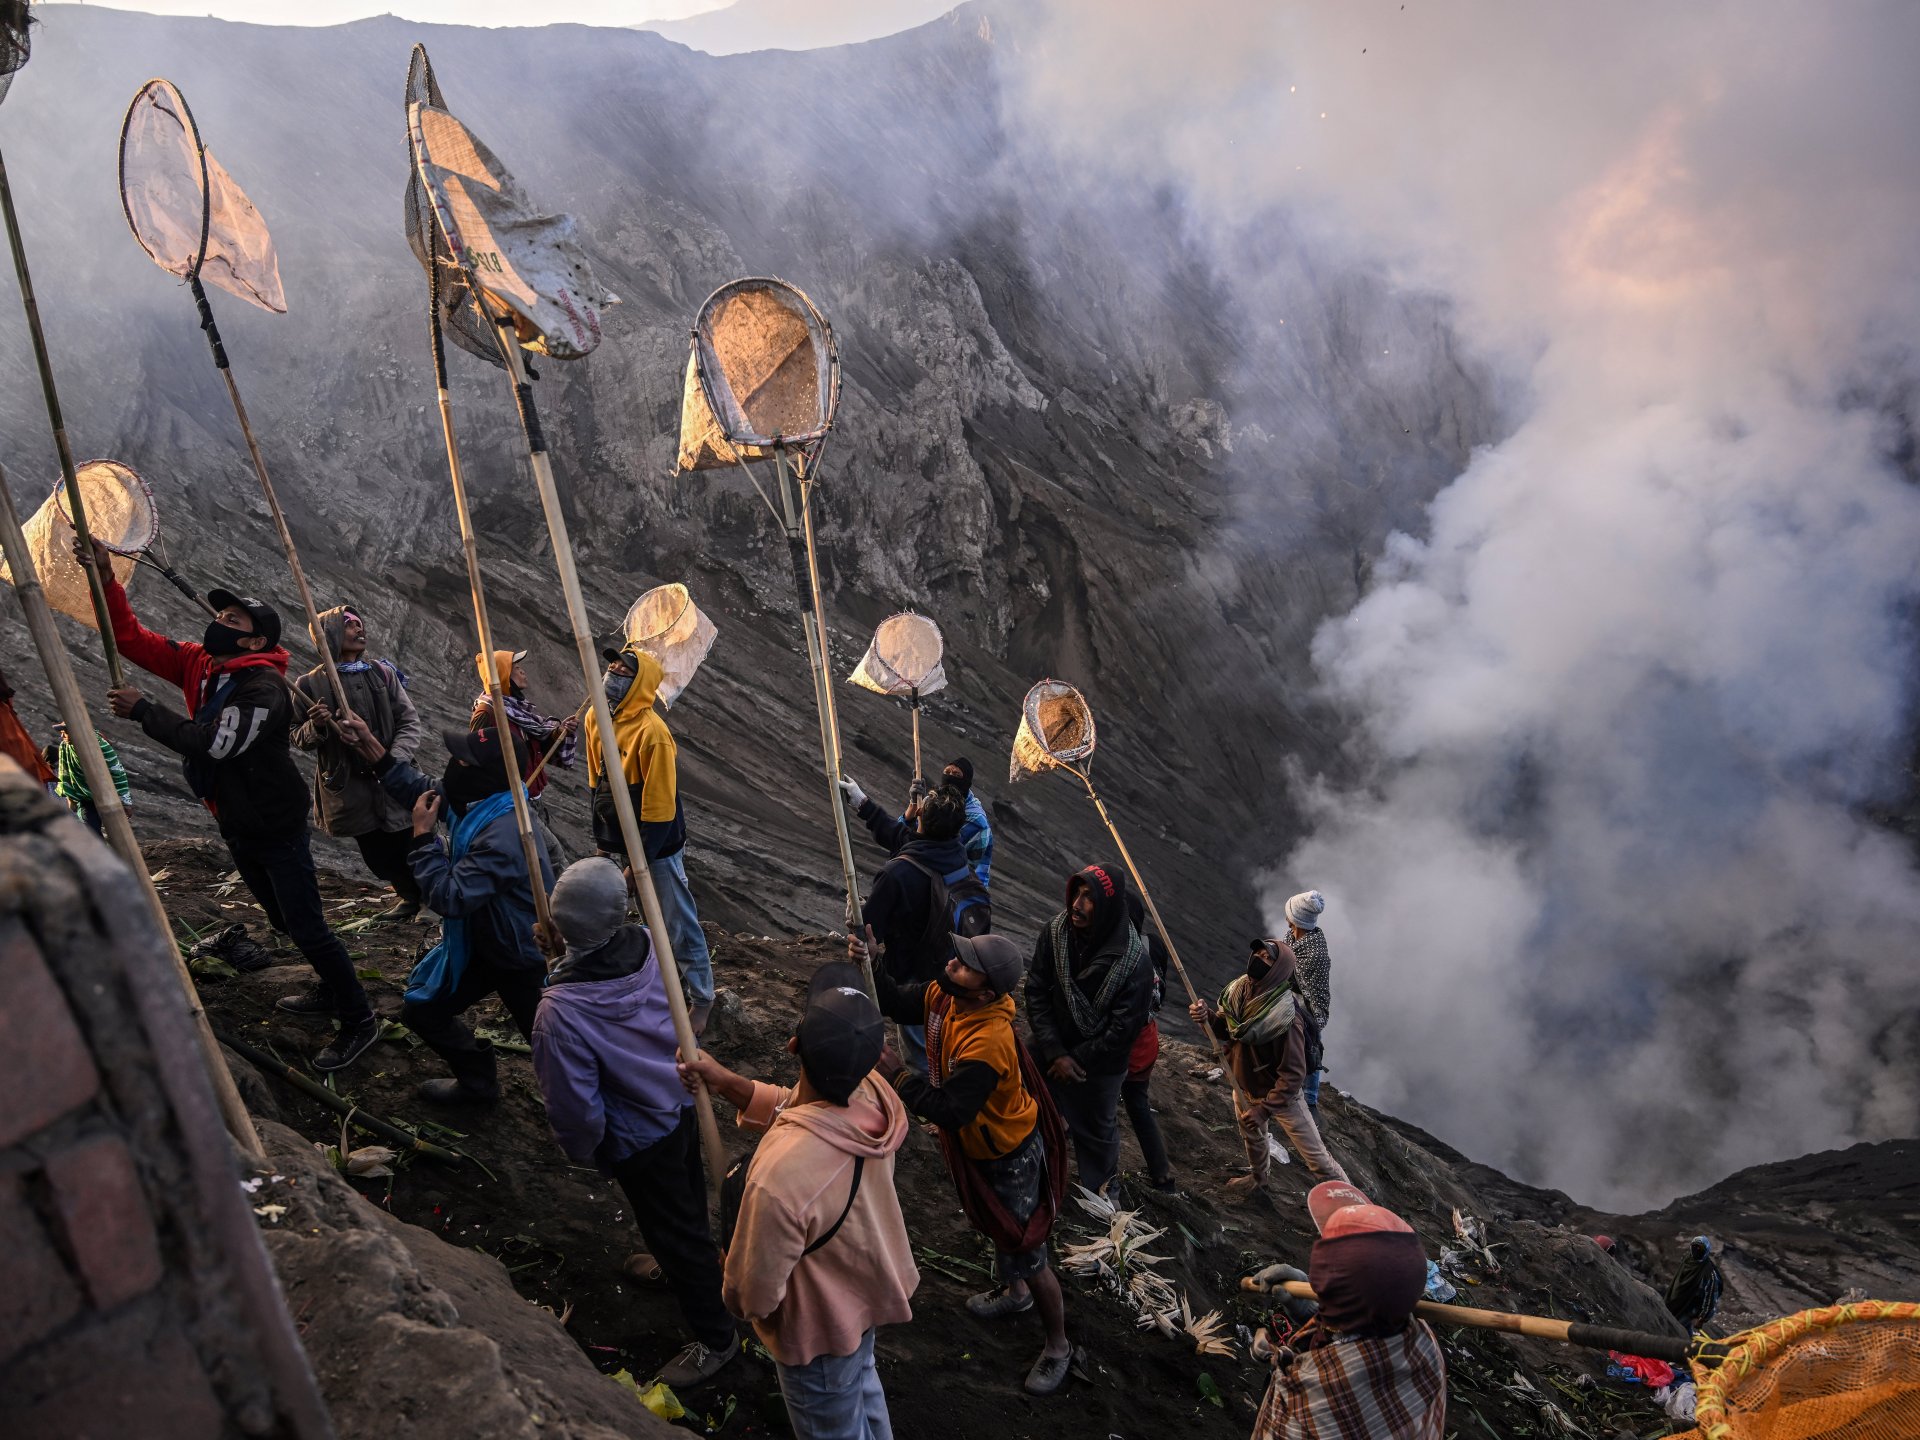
[0,462,155,628]
[1679,1302,1920,1440]
[849,612,946,697]
[1009,678,1097,782]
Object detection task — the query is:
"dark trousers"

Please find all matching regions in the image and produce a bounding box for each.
[230,830,370,1024]
[400,953,543,1093]
[1122,1074,1172,1184]
[354,827,423,904]
[75,800,104,838]
[609,1110,734,1351]
[1046,1069,1126,1198]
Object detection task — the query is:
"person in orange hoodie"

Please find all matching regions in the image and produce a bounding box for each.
[680,963,917,1440]
[0,665,53,787]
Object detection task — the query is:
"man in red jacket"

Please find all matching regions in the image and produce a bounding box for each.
[81,536,376,1071]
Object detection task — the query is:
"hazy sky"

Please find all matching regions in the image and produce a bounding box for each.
[39,0,727,24]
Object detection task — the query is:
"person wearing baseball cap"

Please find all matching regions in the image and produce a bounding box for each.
[679,964,917,1439]
[81,533,377,1073]
[868,929,1080,1395]
[1247,1180,1446,1439]
[333,719,555,1104]
[471,647,578,803]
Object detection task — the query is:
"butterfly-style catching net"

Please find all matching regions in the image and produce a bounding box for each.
[678,278,839,472]
[850,613,946,697]
[623,583,717,711]
[0,461,157,628]
[119,79,285,312]
[407,97,614,361]
[1009,678,1097,782]
[1678,1302,1920,1440]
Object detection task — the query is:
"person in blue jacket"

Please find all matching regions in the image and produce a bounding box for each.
[939,756,994,889]
[337,715,554,1104]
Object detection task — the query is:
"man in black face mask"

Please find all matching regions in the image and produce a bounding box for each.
[336,716,554,1104]
[84,534,377,1073]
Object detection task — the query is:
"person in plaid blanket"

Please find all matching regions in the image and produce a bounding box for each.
[1249,1181,1446,1439]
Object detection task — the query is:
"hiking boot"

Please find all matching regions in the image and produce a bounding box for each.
[417,1076,499,1105]
[657,1334,739,1389]
[275,982,337,1017]
[381,895,422,923]
[1023,1345,1078,1396]
[312,1016,380,1073]
[194,922,275,974]
[967,1286,1035,1321]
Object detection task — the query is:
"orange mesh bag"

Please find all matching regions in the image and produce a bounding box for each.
[1680,1302,1920,1440]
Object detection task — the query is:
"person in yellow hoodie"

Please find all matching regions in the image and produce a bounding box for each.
[586,645,714,1030]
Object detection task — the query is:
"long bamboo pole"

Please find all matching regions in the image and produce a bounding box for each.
[491,320,725,1203]
[188,277,351,718]
[0,147,124,685]
[910,688,922,782]
[0,464,263,1158]
[772,450,874,997]
[1242,1276,1694,1366]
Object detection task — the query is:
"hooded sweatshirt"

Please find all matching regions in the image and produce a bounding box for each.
[1205,938,1309,1111]
[471,649,575,799]
[1025,863,1154,1076]
[855,796,972,987]
[531,925,688,1168]
[106,574,307,839]
[292,605,421,837]
[585,649,685,861]
[723,1074,918,1366]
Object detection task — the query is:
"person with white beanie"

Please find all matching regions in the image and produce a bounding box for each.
[1283,890,1332,1118]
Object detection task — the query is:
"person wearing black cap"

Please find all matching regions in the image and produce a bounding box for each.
[679,964,917,1440]
[1246,1181,1446,1439]
[336,715,554,1103]
[868,930,1079,1395]
[1024,862,1155,1200]
[85,534,376,1072]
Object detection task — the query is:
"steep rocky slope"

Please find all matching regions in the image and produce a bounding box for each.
[0,4,1495,974]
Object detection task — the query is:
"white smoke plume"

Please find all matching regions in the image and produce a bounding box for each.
[1009,0,1920,1206]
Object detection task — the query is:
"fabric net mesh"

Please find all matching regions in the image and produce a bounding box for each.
[1678,1303,1920,1440]
[1009,679,1097,782]
[850,613,946,697]
[0,2,30,108]
[0,461,155,629]
[678,279,838,471]
[119,80,285,312]
[403,45,499,368]
[623,583,717,711]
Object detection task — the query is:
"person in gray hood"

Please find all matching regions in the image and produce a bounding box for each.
[530,858,739,1391]
[294,604,425,919]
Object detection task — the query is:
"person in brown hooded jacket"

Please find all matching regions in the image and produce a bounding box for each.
[1190,937,1348,1194]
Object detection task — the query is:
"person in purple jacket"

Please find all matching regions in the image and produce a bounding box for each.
[530,857,739,1389]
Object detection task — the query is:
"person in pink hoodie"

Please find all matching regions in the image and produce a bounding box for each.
[679,963,918,1440]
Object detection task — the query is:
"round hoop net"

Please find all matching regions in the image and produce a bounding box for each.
[119,79,285,313]
[623,583,717,711]
[0,461,157,629]
[849,613,947,697]
[1010,679,1097,782]
[678,278,840,472]
[1678,1302,1920,1440]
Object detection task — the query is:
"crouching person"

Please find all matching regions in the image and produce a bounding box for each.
[531,858,739,1388]
[862,929,1078,1396]
[338,715,552,1103]
[1190,937,1348,1194]
[679,964,917,1440]
[1247,1182,1446,1439]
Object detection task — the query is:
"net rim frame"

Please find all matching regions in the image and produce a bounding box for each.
[118,77,212,281]
[860,610,945,692]
[1016,676,1098,776]
[406,97,524,341]
[1691,1299,1920,1437]
[625,580,698,644]
[52,458,161,557]
[689,276,841,452]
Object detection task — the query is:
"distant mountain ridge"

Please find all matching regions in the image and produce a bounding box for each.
[640,0,958,53]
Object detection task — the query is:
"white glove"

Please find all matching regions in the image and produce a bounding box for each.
[838,776,867,809]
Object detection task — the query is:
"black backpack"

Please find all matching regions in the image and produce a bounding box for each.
[901,855,992,946]
[718,1149,864,1258]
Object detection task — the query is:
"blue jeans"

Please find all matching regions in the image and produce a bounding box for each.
[648,849,714,1008]
[776,1328,893,1440]
[897,1023,929,1077]
[1304,1068,1323,1109]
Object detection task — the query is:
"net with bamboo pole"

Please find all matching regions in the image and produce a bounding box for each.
[1677,1301,1920,1440]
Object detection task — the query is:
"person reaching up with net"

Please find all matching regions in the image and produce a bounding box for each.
[1190,937,1348,1197]
[81,533,376,1073]
[294,605,424,920]
[1024,862,1154,1203]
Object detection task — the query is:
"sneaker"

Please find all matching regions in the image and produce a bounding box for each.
[194,923,274,973]
[657,1333,739,1389]
[966,1286,1035,1321]
[313,1016,380,1073]
[417,1077,499,1105]
[276,983,337,1016]
[1149,1175,1180,1195]
[1023,1345,1078,1396]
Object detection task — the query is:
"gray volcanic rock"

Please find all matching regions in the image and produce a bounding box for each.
[0,6,1496,995]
